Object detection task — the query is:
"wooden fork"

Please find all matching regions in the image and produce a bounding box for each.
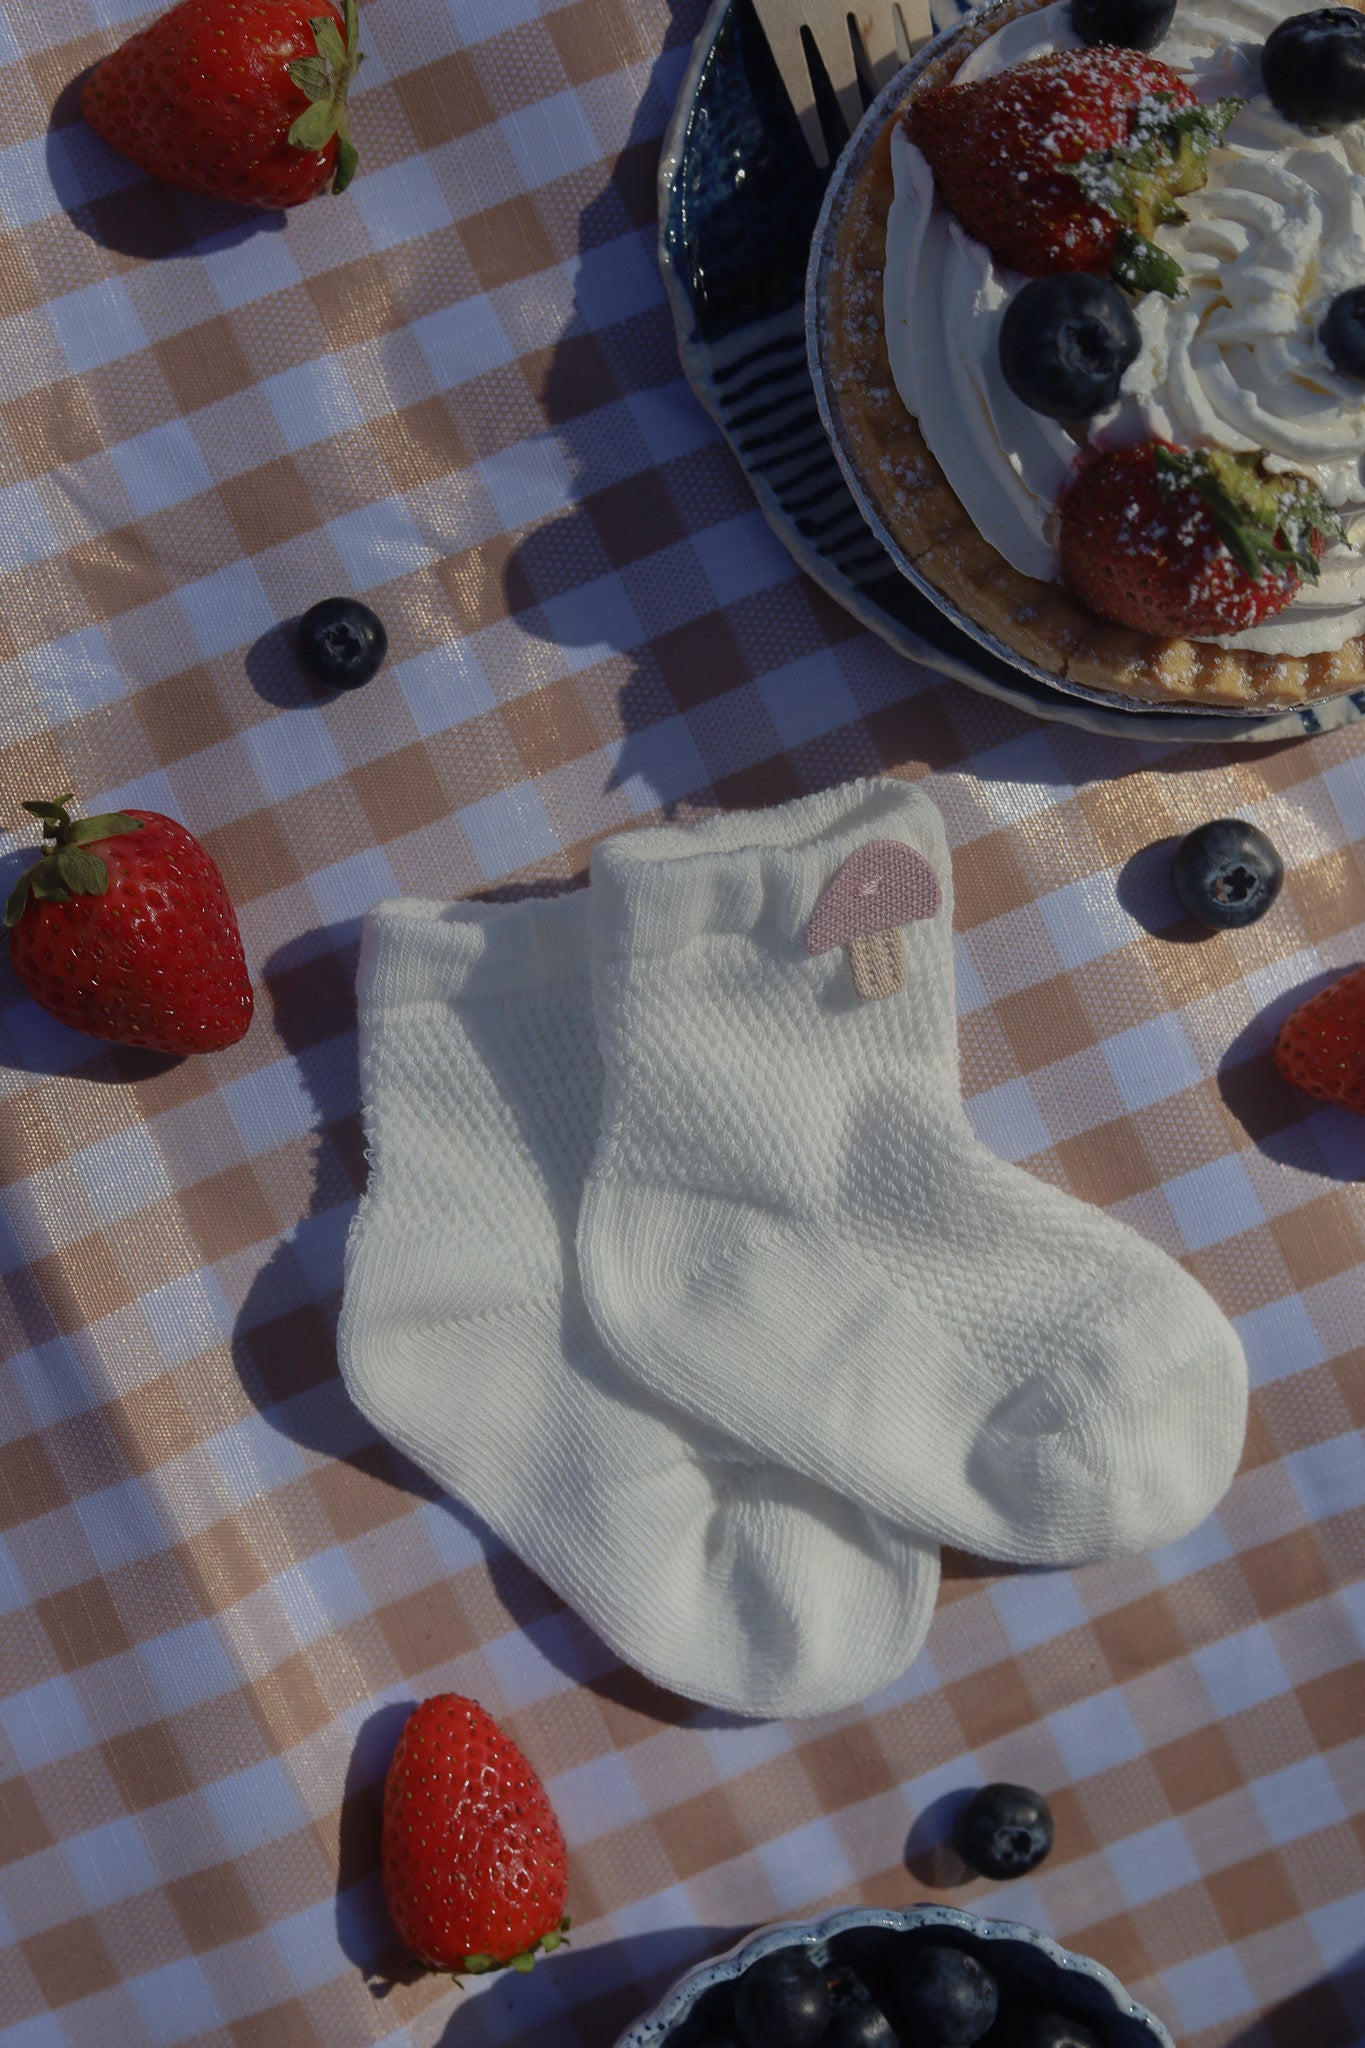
[750,0,938,165]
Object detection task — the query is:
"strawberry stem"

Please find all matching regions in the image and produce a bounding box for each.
[4,796,143,928]
[1066,92,1241,298]
[287,0,363,193]
[1154,445,1342,582]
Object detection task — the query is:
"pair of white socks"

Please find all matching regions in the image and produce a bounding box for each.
[340,780,1247,1718]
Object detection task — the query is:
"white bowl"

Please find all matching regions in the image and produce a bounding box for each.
[614,1902,1177,2046]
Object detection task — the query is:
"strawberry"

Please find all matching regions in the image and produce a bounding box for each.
[1274,967,1365,1115]
[81,0,362,210]
[908,48,1238,292]
[381,1694,569,1975]
[5,795,253,1056]
[1058,441,1341,636]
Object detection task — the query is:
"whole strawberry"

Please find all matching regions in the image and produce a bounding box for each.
[1058,441,1339,636]
[81,0,362,209]
[382,1694,569,1975]
[1274,967,1365,1115]
[909,47,1236,292]
[5,796,253,1056]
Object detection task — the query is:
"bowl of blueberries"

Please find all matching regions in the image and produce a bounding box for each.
[616,1786,1176,2048]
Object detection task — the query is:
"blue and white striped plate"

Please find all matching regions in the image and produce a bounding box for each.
[657,0,1365,744]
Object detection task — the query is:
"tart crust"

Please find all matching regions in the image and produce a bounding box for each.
[819,0,1365,710]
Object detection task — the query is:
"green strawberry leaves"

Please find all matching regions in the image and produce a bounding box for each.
[1110,227,1182,298]
[291,97,338,152]
[289,55,330,101]
[287,0,363,193]
[20,796,74,823]
[4,796,143,928]
[311,10,349,72]
[1154,445,1344,582]
[456,1918,571,1982]
[1065,92,1242,298]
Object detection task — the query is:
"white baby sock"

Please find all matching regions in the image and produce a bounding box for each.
[579,778,1247,1566]
[338,889,940,1719]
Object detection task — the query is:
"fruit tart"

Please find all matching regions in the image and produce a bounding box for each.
[810,0,1365,709]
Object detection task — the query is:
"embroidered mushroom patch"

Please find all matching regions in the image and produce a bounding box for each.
[803,839,941,1000]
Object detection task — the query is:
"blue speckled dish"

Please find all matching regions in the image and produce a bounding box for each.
[657,0,1365,745]
[613,1903,1178,2047]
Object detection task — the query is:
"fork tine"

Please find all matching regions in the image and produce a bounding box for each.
[751,0,860,164]
[751,0,936,166]
[850,2,917,93]
[891,0,938,60]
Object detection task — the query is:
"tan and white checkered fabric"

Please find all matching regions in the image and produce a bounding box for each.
[0,0,1361,2042]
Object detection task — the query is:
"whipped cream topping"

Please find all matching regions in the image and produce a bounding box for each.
[883,0,1365,652]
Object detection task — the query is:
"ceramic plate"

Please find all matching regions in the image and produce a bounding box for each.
[613,1902,1178,2046]
[657,0,1365,744]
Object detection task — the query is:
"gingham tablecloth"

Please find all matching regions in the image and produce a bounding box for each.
[0,0,1362,2042]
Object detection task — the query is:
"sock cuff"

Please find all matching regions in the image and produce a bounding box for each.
[358,890,590,1023]
[589,778,951,962]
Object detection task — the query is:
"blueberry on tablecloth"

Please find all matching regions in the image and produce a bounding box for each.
[955,1783,1055,1880]
[1170,818,1283,929]
[297,596,388,690]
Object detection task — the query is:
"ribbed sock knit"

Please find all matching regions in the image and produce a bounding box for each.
[579,779,1247,1565]
[339,889,941,1718]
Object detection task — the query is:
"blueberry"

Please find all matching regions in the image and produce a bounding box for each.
[822,2003,898,2048]
[954,1783,1054,1880]
[297,597,388,690]
[823,1965,899,2047]
[896,1945,999,2045]
[1071,0,1176,49]
[999,2016,1102,2048]
[1322,286,1365,382]
[1260,8,1365,127]
[999,276,1141,420]
[1170,818,1284,929]
[733,1948,831,2048]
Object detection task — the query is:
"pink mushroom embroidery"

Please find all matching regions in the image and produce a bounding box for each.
[803,838,941,1000]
